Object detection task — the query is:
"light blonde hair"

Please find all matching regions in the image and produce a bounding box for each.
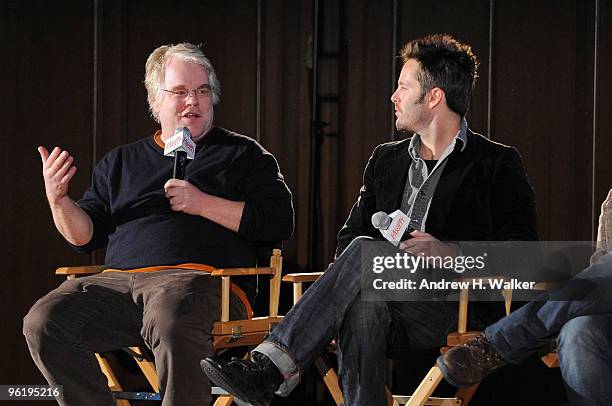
[144,43,221,122]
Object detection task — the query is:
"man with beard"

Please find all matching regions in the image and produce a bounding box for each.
[201,34,537,406]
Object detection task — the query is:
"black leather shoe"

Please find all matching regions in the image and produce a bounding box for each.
[201,352,283,406]
[437,333,507,387]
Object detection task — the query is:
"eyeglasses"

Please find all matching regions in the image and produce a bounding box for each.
[161,85,212,99]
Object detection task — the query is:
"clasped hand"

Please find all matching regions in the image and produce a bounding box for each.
[400,230,456,258]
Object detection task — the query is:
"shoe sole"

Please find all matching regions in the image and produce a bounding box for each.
[200,359,270,406]
[436,356,472,388]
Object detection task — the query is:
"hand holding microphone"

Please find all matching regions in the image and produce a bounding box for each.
[163,127,206,215]
[371,210,411,246]
[164,178,208,216]
[372,210,457,257]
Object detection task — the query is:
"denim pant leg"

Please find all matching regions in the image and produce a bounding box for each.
[557,314,612,406]
[485,253,612,364]
[256,237,372,394]
[336,300,457,406]
[337,300,392,406]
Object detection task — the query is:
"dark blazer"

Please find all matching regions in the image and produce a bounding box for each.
[336,129,538,256]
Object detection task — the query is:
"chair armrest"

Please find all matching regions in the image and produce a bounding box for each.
[282,272,324,304]
[210,267,277,322]
[282,272,324,283]
[212,248,284,323]
[211,267,276,277]
[210,267,277,323]
[56,265,106,277]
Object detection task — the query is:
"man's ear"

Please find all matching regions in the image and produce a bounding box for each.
[152,99,160,117]
[428,87,445,109]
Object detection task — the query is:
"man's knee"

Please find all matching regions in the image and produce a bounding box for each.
[557,315,611,361]
[23,297,60,349]
[557,315,612,402]
[23,285,86,348]
[23,305,43,341]
[338,236,373,258]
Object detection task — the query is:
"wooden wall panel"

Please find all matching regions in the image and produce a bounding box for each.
[1,0,95,385]
[594,0,612,219]
[335,0,394,263]
[397,0,491,136]
[493,0,596,240]
[97,0,127,158]
[260,0,313,269]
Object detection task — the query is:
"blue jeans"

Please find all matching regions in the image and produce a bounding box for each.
[256,237,485,405]
[486,253,612,406]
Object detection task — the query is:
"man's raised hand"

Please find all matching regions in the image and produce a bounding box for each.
[38,146,78,204]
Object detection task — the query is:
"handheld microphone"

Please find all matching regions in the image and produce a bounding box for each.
[163,127,196,179]
[371,210,411,245]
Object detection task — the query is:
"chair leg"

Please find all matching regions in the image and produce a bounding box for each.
[386,386,400,406]
[128,347,160,392]
[213,395,235,406]
[454,384,479,405]
[314,355,344,405]
[406,365,444,406]
[95,354,132,406]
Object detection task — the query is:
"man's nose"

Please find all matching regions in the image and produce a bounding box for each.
[185,92,199,105]
[390,89,399,103]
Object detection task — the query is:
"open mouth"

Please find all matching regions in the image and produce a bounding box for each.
[183,112,200,119]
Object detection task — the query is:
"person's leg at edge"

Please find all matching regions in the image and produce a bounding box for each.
[485,253,612,364]
[556,314,612,406]
[437,253,612,389]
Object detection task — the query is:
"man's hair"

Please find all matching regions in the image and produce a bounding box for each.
[144,42,221,122]
[400,34,479,116]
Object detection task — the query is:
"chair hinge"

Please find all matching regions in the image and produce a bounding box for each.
[227,326,243,343]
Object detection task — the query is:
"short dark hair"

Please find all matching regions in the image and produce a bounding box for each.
[400,34,479,116]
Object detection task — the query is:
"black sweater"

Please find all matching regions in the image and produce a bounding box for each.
[74,127,294,287]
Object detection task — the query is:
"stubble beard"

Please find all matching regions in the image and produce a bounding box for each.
[191,110,214,141]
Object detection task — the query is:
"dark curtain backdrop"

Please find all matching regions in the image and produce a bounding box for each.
[1,0,610,403]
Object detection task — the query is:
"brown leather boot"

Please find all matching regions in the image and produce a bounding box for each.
[437,333,508,387]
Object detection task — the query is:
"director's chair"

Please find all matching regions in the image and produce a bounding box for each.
[56,246,284,406]
[282,274,515,406]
